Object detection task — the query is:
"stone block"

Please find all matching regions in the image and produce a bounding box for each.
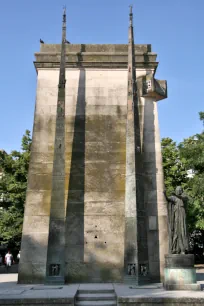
[148,216,157,230]
[66,174,85,190]
[84,191,125,202]
[106,130,126,143]
[144,175,157,190]
[65,262,123,283]
[84,242,124,264]
[65,245,84,261]
[29,162,53,174]
[87,151,126,164]
[65,214,84,245]
[18,262,46,284]
[125,217,137,248]
[86,105,126,117]
[125,189,137,218]
[27,173,52,191]
[86,142,126,155]
[84,229,124,244]
[165,254,195,268]
[67,190,85,202]
[24,190,51,216]
[46,247,65,264]
[85,171,125,192]
[66,202,84,213]
[143,161,158,175]
[143,152,157,163]
[20,233,48,263]
[144,190,165,203]
[49,189,66,203]
[50,208,65,218]
[84,201,124,216]
[23,216,49,234]
[86,116,106,132]
[85,215,124,233]
[29,152,54,164]
[143,131,155,143]
[85,130,106,142]
[48,219,65,247]
[158,203,168,217]
[148,260,160,280]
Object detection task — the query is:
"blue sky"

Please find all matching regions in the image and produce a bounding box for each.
[0,0,203,152]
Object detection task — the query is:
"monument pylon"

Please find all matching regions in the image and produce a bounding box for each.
[45,6,67,284]
[18,7,168,284]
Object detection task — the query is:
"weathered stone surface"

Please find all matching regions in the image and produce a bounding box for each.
[35,44,157,70]
[24,190,51,216]
[84,201,125,216]
[40,43,152,53]
[20,35,167,284]
[84,191,125,202]
[148,216,157,230]
[22,216,49,234]
[65,262,123,283]
[18,263,46,284]
[118,297,204,305]
[84,216,124,233]
[164,283,201,291]
[20,233,48,263]
[165,254,195,268]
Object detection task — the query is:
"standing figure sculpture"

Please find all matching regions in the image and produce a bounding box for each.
[164,186,189,254]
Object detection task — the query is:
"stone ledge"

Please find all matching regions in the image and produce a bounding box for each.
[118,296,204,304]
[164,283,201,291]
[40,43,152,53]
[0,298,74,305]
[34,44,158,71]
[34,61,158,70]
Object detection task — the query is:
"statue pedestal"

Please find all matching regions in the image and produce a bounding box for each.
[163,254,201,290]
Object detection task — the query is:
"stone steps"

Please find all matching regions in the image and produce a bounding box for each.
[78,290,115,294]
[75,288,117,306]
[77,294,116,301]
[75,302,116,306]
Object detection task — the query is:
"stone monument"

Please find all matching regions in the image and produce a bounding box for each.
[18,7,168,284]
[163,187,201,290]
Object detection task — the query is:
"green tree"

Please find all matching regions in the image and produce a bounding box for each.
[0,130,31,248]
[179,113,204,230]
[161,137,188,195]
[162,113,204,231]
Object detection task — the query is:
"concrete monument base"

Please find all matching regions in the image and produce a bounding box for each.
[0,274,204,306]
[164,254,201,291]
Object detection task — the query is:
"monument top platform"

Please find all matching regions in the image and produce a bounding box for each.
[34,44,158,71]
[39,43,153,53]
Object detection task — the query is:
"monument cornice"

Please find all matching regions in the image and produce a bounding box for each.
[34,61,158,70]
[34,44,158,72]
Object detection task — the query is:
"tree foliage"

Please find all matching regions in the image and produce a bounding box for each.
[161,137,188,195]
[178,114,204,231]
[0,130,31,248]
[162,113,204,231]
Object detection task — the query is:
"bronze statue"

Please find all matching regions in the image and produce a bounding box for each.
[164,186,189,254]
